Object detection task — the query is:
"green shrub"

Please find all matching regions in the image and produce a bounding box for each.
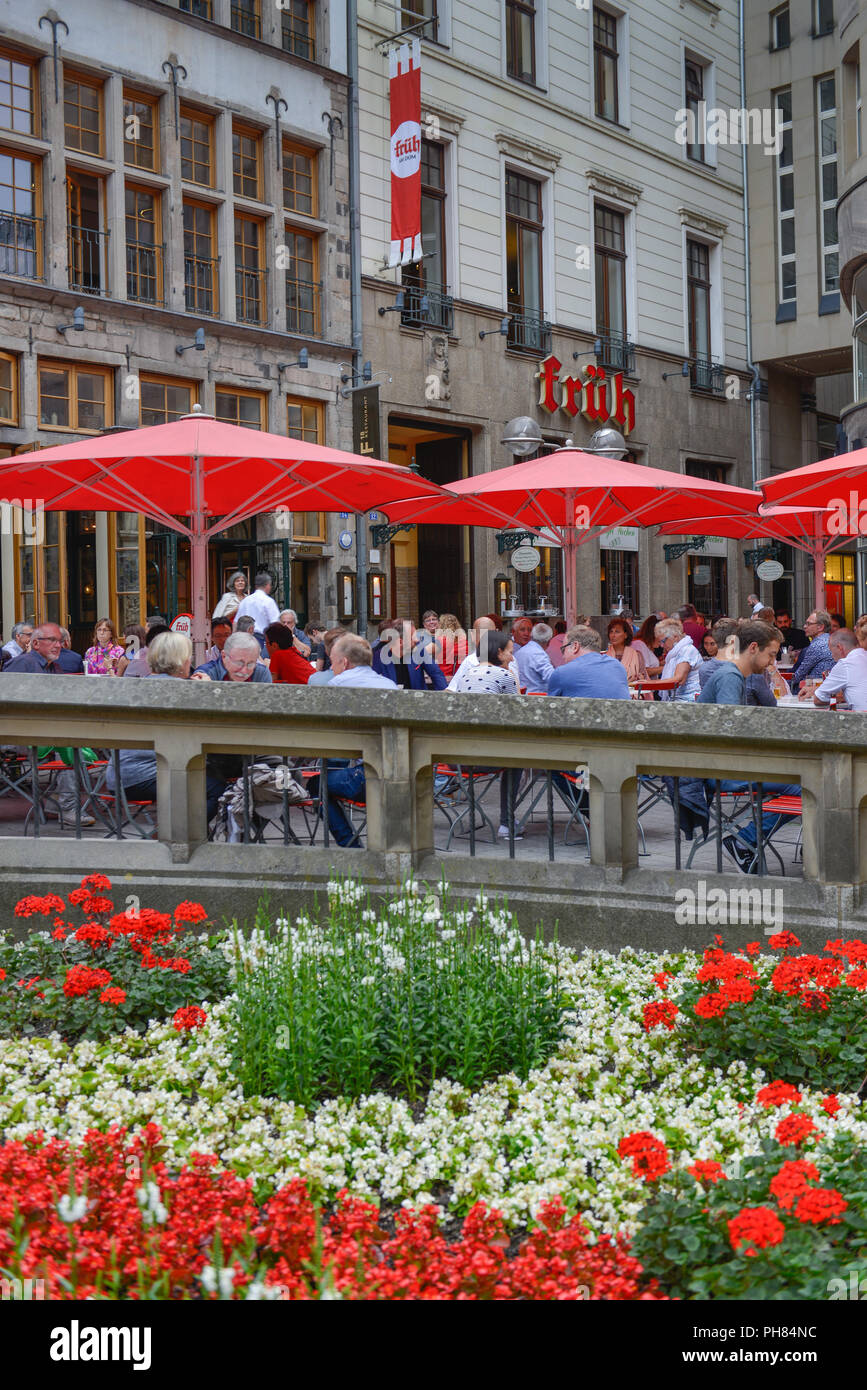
[226,880,566,1107]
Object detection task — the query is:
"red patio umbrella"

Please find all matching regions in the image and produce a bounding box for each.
[384,449,763,623]
[655,505,837,612]
[758,452,867,611]
[0,409,453,661]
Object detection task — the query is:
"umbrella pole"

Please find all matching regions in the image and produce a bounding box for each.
[191,453,209,667]
[562,490,579,626]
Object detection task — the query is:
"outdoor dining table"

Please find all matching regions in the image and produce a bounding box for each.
[628,677,682,697]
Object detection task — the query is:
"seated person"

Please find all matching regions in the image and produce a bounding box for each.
[264,622,313,684]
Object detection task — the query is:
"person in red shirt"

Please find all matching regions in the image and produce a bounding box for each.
[677,603,706,651]
[264,622,313,684]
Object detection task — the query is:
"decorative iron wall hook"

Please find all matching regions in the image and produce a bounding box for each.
[39,14,69,103]
[266,92,288,170]
[162,58,188,140]
[322,112,344,186]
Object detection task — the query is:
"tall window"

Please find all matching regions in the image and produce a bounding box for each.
[858,62,863,159]
[402,139,448,320]
[231,0,261,39]
[506,0,536,85]
[183,201,217,316]
[687,239,711,364]
[66,170,107,294]
[776,88,795,303]
[180,0,213,15]
[600,547,637,615]
[139,376,195,426]
[282,0,316,60]
[814,0,834,35]
[233,126,262,201]
[0,151,41,279]
[399,0,438,42]
[123,93,158,172]
[288,398,326,540]
[594,7,619,123]
[685,60,705,163]
[770,4,790,49]
[817,77,839,294]
[111,513,144,634]
[284,227,320,335]
[125,186,161,305]
[180,108,214,187]
[595,203,627,340]
[0,49,36,135]
[506,169,544,347]
[216,388,266,429]
[234,214,265,324]
[688,556,727,619]
[63,74,102,155]
[38,363,111,432]
[0,351,18,424]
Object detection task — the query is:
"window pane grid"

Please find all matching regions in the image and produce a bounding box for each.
[39,364,109,432]
[0,52,35,135]
[216,389,265,430]
[0,151,41,279]
[123,95,157,171]
[593,6,619,122]
[284,226,320,335]
[817,76,839,293]
[183,201,218,316]
[776,87,796,302]
[233,128,261,201]
[685,60,705,162]
[234,214,265,324]
[506,0,536,84]
[282,143,316,216]
[281,0,316,61]
[180,110,213,187]
[139,377,193,426]
[64,76,101,154]
[287,397,323,444]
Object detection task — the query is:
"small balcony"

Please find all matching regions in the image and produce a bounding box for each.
[285,277,321,336]
[0,212,42,280]
[507,308,552,356]
[690,356,726,396]
[594,330,635,374]
[185,254,220,317]
[126,241,165,307]
[68,224,109,295]
[400,282,454,334]
[281,15,315,61]
[236,266,266,325]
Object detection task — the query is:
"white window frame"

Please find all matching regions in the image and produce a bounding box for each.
[816,76,839,295]
[499,155,554,326]
[681,227,723,365]
[770,3,790,51]
[591,194,637,346]
[590,2,631,129]
[776,87,796,304]
[857,60,863,159]
[395,0,451,48]
[681,45,717,171]
[813,0,834,37]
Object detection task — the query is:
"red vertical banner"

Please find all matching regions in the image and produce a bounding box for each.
[388,39,422,267]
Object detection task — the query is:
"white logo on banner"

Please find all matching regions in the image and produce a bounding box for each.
[390,120,421,178]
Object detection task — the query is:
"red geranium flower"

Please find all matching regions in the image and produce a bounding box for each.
[13,894,66,918]
[846,968,867,990]
[768,1159,820,1210]
[174,901,208,924]
[688,1160,726,1185]
[728,1206,785,1255]
[756,1080,802,1109]
[652,971,670,991]
[821,1095,840,1118]
[642,1000,678,1032]
[744,941,761,956]
[74,923,113,950]
[99,987,126,1006]
[794,1188,848,1226]
[51,927,67,941]
[768,931,801,950]
[694,992,729,1019]
[173,1005,207,1032]
[617,1131,670,1181]
[775,1114,822,1147]
[0,968,5,983]
[62,965,113,999]
[81,873,112,892]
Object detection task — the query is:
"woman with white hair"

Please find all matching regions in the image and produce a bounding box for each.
[655,618,702,701]
[213,570,248,622]
[278,609,310,657]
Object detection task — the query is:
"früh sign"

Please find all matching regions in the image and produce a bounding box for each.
[388,40,422,267]
[536,355,636,436]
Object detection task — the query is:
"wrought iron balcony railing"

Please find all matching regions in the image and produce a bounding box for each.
[235,265,266,324]
[400,282,454,333]
[231,3,261,38]
[281,15,315,61]
[285,277,321,336]
[126,241,165,306]
[690,356,727,396]
[180,0,212,16]
[0,213,42,280]
[507,307,552,356]
[594,330,635,374]
[185,254,219,317]
[68,224,109,295]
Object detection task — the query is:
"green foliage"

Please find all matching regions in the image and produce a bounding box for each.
[226,881,566,1108]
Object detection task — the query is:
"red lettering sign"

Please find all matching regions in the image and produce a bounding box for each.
[535,355,635,436]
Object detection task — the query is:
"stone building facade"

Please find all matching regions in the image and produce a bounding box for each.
[0,0,352,647]
[355,0,755,630]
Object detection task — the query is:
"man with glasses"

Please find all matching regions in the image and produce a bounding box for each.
[192,631,273,683]
[788,610,833,693]
[1,622,33,664]
[547,625,630,700]
[2,623,69,674]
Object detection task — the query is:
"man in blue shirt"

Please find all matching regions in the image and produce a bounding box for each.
[192,632,272,683]
[547,625,630,699]
[514,622,555,693]
[311,634,395,845]
[699,619,799,872]
[789,610,833,692]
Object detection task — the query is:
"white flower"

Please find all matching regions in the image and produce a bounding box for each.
[57,1194,89,1224]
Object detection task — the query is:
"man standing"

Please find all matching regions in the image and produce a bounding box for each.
[788,610,833,692]
[547,625,630,699]
[514,622,555,693]
[233,572,280,651]
[312,634,395,846]
[699,620,799,872]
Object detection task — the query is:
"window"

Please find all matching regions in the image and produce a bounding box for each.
[401,140,453,328]
[858,62,863,159]
[287,396,323,442]
[66,170,107,294]
[0,49,36,135]
[284,226,320,335]
[514,548,561,612]
[0,150,41,279]
[183,201,218,316]
[0,351,18,424]
[814,0,834,36]
[233,125,262,201]
[506,0,536,85]
[776,88,795,303]
[688,556,727,619]
[685,458,727,482]
[282,0,316,60]
[506,169,546,350]
[110,513,145,634]
[123,93,158,172]
[817,77,839,294]
[234,214,265,323]
[17,511,65,627]
[600,547,637,615]
[63,74,102,155]
[216,387,266,429]
[282,142,317,217]
[139,375,195,426]
[293,512,328,540]
[125,186,162,305]
[685,60,705,163]
[595,203,627,340]
[180,108,214,187]
[816,414,838,458]
[180,0,213,15]
[231,0,261,39]
[38,363,111,432]
[594,7,619,122]
[687,239,711,364]
[770,4,790,50]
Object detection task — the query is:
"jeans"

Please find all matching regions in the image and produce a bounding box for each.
[715,780,800,846]
[499,769,523,827]
[308,760,366,847]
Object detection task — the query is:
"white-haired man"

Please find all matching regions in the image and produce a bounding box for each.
[312,634,394,846]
